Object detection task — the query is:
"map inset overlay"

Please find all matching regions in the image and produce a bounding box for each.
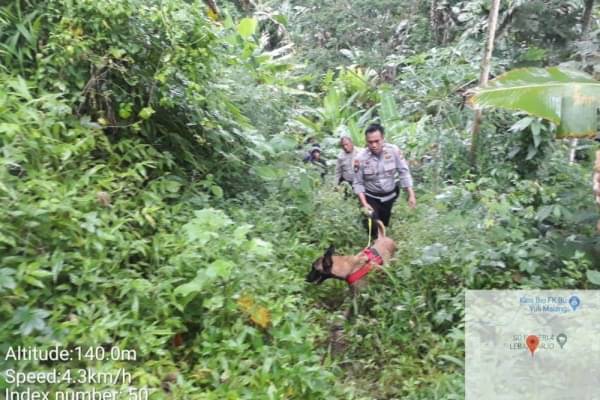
[466,290,600,400]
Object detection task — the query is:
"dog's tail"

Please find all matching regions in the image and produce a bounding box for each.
[376,219,386,237]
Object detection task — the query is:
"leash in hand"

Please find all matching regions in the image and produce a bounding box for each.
[362,207,374,248]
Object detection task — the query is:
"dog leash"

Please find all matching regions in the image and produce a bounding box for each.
[362,207,375,248]
[367,217,372,248]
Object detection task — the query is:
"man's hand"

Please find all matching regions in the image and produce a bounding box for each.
[406,188,416,209]
[357,192,373,215]
[408,195,416,209]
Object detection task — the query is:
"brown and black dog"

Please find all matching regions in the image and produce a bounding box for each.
[306,219,396,287]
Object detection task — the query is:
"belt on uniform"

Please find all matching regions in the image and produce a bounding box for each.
[365,188,398,198]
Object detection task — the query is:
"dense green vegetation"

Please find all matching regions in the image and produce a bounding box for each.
[1,0,599,398]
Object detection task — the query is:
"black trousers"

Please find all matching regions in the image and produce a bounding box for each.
[363,188,399,238]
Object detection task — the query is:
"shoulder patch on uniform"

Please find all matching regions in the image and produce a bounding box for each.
[353,159,360,173]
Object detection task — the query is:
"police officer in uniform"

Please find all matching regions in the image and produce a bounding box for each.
[352,123,416,237]
[335,136,362,196]
[304,146,328,180]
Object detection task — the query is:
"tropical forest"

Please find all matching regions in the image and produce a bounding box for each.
[1,0,600,399]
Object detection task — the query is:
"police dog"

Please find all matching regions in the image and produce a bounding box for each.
[305,219,396,287]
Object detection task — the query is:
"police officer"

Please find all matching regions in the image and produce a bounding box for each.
[353,123,416,236]
[304,146,327,180]
[335,136,362,189]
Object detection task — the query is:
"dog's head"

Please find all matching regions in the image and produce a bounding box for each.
[305,245,338,284]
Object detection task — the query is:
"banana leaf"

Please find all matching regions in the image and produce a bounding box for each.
[378,89,405,136]
[469,67,600,138]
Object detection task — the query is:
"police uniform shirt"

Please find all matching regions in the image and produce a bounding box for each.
[335,147,362,184]
[352,143,413,202]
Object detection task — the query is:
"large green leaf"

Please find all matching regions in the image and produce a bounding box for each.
[559,96,598,138]
[11,307,49,336]
[470,67,600,138]
[322,87,342,123]
[0,268,16,292]
[237,17,258,39]
[587,270,600,286]
[378,90,404,135]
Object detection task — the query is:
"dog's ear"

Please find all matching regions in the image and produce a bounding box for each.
[325,245,335,257]
[322,245,335,272]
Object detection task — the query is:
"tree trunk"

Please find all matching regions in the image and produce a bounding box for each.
[237,0,256,12]
[584,0,598,231]
[204,0,219,16]
[430,0,440,44]
[568,139,578,164]
[495,5,518,42]
[568,0,594,164]
[594,150,600,232]
[470,0,501,166]
[430,0,452,45]
[582,0,595,37]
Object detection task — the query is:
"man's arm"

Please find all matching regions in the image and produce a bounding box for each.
[352,159,374,212]
[405,186,416,208]
[319,159,327,178]
[334,156,343,185]
[394,148,416,208]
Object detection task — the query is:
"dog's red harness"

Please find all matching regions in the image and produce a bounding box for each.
[346,248,384,285]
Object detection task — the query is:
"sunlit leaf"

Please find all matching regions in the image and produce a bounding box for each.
[237,18,258,39]
[251,306,271,329]
[207,7,219,21]
[237,294,254,313]
[138,106,155,120]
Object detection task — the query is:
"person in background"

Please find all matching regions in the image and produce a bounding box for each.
[304,146,327,180]
[302,137,319,161]
[335,135,362,197]
[303,141,320,162]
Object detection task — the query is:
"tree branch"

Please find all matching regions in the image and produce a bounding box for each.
[495,5,519,42]
[582,0,595,38]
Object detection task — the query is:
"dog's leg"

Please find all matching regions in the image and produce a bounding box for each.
[344,285,358,321]
[343,304,353,320]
